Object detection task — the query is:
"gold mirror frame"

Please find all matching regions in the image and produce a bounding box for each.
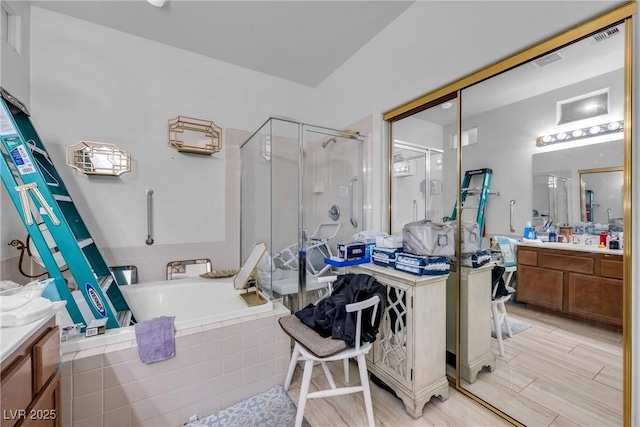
[66,141,131,176]
[579,166,624,223]
[383,3,635,425]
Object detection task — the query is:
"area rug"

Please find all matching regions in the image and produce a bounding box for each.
[491,317,532,339]
[185,385,310,427]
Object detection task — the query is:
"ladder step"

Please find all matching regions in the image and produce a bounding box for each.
[98,275,114,293]
[53,194,72,202]
[117,310,132,327]
[78,238,94,249]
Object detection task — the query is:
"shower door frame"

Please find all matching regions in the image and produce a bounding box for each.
[298,125,365,309]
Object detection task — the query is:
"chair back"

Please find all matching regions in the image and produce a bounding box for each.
[346,295,380,351]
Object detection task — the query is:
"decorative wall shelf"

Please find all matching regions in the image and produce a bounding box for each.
[66,141,131,176]
[168,116,222,155]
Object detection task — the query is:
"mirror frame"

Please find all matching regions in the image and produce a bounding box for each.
[579,166,624,223]
[383,3,635,425]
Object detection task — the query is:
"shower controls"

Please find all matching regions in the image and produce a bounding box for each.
[328,204,340,221]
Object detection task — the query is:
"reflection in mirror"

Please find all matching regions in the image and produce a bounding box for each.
[390,100,454,235]
[455,22,624,426]
[579,167,623,224]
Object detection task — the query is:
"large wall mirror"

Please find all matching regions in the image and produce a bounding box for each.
[385,4,632,426]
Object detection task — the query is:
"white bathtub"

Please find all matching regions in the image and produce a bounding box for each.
[60,276,274,352]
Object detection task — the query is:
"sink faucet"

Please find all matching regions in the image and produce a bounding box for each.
[584,237,593,245]
[572,235,580,244]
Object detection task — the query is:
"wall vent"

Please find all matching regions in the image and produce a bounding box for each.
[532,51,565,69]
[592,27,620,43]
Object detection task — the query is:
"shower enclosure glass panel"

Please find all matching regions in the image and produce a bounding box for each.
[240,118,364,311]
[532,173,570,228]
[391,143,444,235]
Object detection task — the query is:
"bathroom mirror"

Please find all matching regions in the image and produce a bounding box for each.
[579,167,623,224]
[386,7,632,425]
[234,242,267,290]
[532,139,623,227]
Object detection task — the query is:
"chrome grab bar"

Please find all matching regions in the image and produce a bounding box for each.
[146,189,154,245]
[349,176,358,228]
[509,199,516,232]
[413,199,418,221]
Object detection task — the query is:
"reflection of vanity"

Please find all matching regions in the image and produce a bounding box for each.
[348,263,449,419]
[517,242,623,328]
[446,264,495,383]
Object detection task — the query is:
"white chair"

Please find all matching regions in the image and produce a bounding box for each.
[279,294,380,427]
[491,266,516,357]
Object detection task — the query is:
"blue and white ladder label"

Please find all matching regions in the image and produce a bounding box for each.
[0,107,17,136]
[9,145,36,175]
[85,283,107,317]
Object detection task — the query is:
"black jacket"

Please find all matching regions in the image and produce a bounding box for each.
[295,274,387,347]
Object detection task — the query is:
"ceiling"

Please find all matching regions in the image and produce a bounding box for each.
[31,0,414,88]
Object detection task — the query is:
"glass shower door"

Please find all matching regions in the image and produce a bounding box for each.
[299,126,364,308]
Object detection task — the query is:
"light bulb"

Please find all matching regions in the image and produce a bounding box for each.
[608,121,621,131]
[557,132,567,140]
[589,126,602,134]
[147,0,167,7]
[572,129,584,138]
[542,135,553,143]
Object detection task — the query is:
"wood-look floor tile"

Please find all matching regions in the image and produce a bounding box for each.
[462,373,558,426]
[519,379,621,427]
[594,365,623,391]
[569,343,623,371]
[549,415,582,427]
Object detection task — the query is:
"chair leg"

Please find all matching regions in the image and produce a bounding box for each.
[295,359,314,427]
[501,302,513,337]
[357,354,375,427]
[284,344,301,391]
[321,362,337,389]
[343,358,350,383]
[491,303,505,357]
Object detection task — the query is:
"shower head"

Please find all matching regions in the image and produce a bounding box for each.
[322,137,337,148]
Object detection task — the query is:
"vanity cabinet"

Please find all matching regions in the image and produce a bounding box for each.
[516,244,623,328]
[349,263,449,419]
[1,318,61,427]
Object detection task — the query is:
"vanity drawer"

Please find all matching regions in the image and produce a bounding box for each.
[33,327,60,394]
[518,249,538,266]
[600,258,623,279]
[1,355,33,427]
[542,253,593,274]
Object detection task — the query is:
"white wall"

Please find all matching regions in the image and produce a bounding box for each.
[0,0,31,277]
[22,7,315,279]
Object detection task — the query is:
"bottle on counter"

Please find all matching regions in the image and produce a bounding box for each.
[549,229,557,242]
[523,221,534,240]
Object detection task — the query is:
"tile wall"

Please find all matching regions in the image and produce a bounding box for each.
[61,304,291,427]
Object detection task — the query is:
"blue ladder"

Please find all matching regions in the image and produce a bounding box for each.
[0,87,129,329]
[450,168,493,245]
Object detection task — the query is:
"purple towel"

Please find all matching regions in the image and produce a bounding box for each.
[134,316,176,364]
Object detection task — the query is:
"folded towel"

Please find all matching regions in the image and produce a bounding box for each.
[134,316,176,364]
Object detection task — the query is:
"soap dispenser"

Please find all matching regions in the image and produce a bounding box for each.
[523,221,534,240]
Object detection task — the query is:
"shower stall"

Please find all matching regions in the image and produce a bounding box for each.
[240,118,365,311]
[391,142,444,234]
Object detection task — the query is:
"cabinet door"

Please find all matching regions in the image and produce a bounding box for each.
[375,283,412,389]
[517,265,563,311]
[568,273,623,327]
[19,371,60,427]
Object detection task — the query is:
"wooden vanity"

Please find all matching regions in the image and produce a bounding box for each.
[1,315,62,427]
[516,242,623,328]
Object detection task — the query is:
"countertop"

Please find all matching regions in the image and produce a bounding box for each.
[1,301,66,363]
[517,241,623,255]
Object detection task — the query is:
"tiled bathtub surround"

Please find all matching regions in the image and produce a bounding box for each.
[61,304,291,427]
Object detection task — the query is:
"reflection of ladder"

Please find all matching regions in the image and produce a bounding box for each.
[0,87,128,329]
[450,168,493,244]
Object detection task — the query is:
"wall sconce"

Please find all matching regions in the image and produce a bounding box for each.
[536,120,623,147]
[260,136,271,161]
[393,160,412,177]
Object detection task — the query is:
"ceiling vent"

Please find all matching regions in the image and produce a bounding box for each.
[531,51,565,69]
[592,27,620,42]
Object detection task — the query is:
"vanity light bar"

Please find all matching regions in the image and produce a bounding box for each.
[536,120,623,146]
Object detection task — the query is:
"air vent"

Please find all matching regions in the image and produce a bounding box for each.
[592,27,620,42]
[531,51,565,69]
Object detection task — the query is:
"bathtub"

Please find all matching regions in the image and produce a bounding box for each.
[60,276,274,352]
[59,277,290,427]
